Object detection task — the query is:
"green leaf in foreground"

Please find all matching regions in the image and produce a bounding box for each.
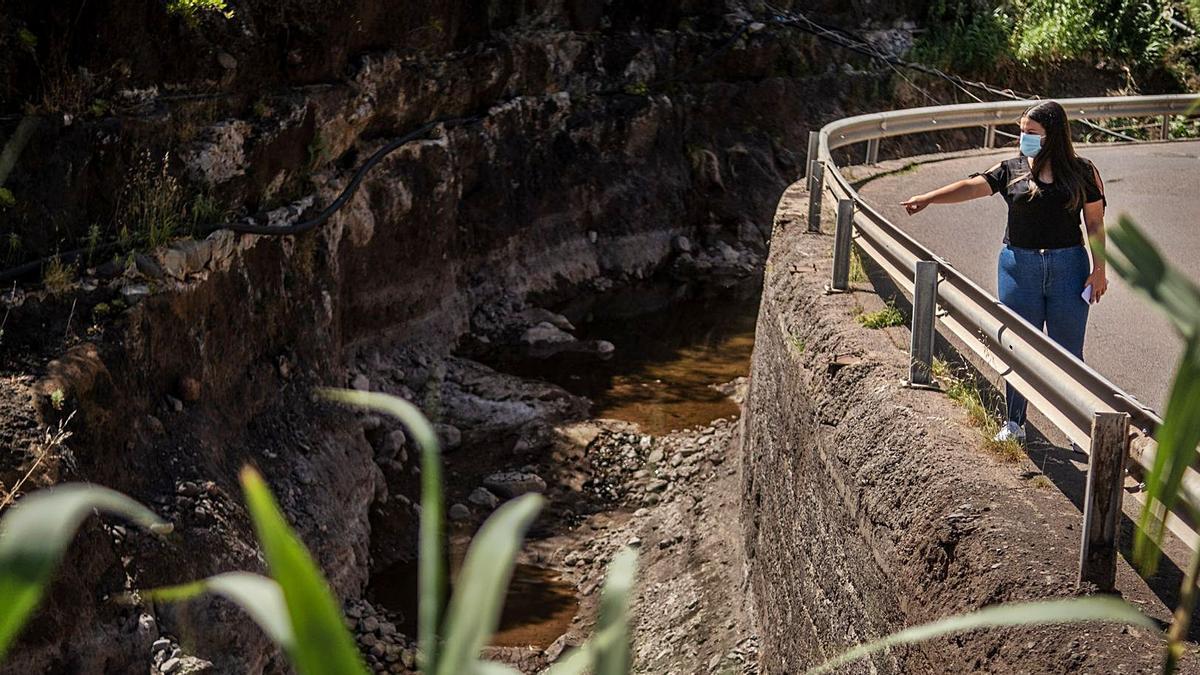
[1100,216,1200,575]
[0,484,172,659]
[436,493,544,675]
[805,596,1156,674]
[544,548,638,675]
[473,662,524,675]
[240,467,367,675]
[1102,216,1200,342]
[321,388,445,672]
[139,572,293,649]
[594,548,637,675]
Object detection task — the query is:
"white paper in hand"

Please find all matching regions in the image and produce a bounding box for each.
[1081,284,1093,304]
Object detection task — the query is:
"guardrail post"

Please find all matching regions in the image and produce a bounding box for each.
[1161,115,1170,140]
[984,124,996,149]
[807,161,825,233]
[828,199,854,291]
[806,131,820,191]
[866,138,880,165]
[907,261,938,387]
[1079,411,1130,591]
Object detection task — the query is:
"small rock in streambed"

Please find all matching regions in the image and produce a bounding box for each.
[376,430,406,461]
[518,307,575,332]
[436,424,462,452]
[468,487,499,509]
[521,322,576,348]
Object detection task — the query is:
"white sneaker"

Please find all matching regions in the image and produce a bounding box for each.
[993,420,1026,443]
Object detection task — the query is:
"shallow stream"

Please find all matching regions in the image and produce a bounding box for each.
[370,277,761,650]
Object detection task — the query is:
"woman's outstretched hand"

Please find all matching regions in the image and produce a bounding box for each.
[901,194,931,215]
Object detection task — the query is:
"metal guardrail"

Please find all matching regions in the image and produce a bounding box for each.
[807,94,1200,566]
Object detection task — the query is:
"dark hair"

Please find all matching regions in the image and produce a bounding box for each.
[1008,100,1097,210]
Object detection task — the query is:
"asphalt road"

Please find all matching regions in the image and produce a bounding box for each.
[855,140,1200,413]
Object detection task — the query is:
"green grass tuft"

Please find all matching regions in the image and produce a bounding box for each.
[1028,474,1053,489]
[787,334,806,353]
[849,248,868,284]
[43,257,75,297]
[934,358,1025,463]
[855,302,904,329]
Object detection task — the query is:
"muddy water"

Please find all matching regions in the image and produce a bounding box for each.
[498,278,761,434]
[369,542,578,648]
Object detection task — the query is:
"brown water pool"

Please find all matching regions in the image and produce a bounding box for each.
[492,278,761,434]
[369,544,578,648]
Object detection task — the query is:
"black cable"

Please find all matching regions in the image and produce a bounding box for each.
[0,116,476,283]
[196,117,469,236]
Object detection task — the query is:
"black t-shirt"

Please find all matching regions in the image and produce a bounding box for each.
[971,156,1106,249]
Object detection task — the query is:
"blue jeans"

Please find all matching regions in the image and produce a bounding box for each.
[997,244,1091,426]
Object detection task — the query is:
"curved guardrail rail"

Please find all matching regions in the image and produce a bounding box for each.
[809,94,1200,550]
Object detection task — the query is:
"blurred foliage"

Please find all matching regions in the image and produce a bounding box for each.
[912,0,1200,85]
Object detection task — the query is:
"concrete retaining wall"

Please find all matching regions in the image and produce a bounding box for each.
[738,181,1168,674]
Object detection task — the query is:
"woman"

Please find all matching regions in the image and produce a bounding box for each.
[900,100,1108,443]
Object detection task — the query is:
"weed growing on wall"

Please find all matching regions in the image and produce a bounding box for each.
[116,151,184,250]
[855,301,904,329]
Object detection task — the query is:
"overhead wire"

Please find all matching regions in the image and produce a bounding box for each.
[760,4,1141,142]
[0,116,478,283]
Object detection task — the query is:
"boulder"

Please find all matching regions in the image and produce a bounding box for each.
[520,322,576,348]
[482,471,547,498]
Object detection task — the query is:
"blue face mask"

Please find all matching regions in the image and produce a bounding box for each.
[1019,132,1042,157]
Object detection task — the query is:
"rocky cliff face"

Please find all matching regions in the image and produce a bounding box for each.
[0,1,905,672]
